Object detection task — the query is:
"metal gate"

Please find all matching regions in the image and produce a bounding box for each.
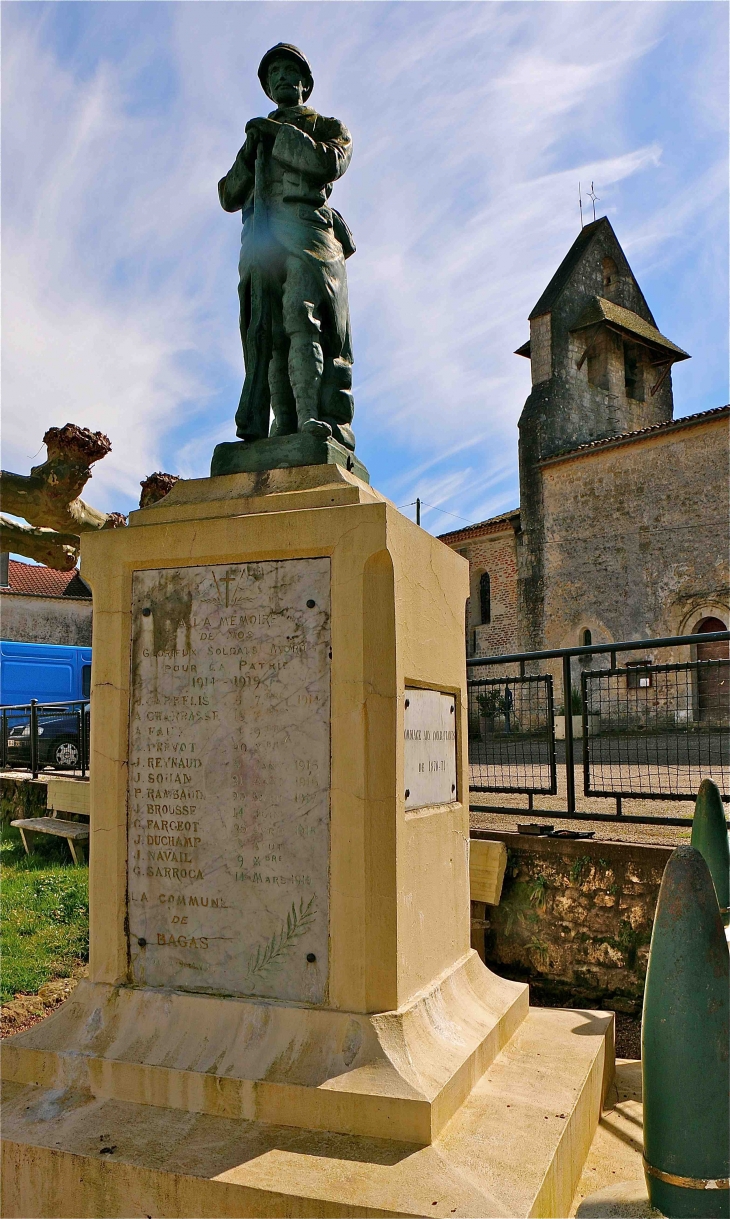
[467,629,730,826]
[469,673,557,795]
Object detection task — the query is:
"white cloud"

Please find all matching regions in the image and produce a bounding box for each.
[1,1,726,526]
[2,24,215,506]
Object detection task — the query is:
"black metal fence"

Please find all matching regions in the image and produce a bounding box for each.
[0,699,90,779]
[468,673,557,795]
[468,631,729,826]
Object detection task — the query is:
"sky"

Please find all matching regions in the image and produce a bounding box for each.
[2,0,728,537]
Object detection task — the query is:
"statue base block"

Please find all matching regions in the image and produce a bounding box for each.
[211,433,370,483]
[1,1007,613,1218]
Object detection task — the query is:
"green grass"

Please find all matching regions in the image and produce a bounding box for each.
[0,825,89,1004]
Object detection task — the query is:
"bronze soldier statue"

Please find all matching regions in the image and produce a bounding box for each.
[219,44,356,451]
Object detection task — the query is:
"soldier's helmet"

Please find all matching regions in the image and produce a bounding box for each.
[258,44,314,101]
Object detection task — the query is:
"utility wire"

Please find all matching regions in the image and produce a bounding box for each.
[422,500,473,523]
[397,499,473,524]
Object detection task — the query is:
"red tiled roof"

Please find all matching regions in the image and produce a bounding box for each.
[2,560,91,599]
[438,509,521,545]
[540,405,729,465]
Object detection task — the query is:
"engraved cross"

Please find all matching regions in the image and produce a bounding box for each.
[218,569,237,607]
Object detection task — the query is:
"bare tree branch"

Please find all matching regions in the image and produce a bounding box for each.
[0,515,79,572]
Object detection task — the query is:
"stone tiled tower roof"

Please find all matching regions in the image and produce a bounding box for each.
[570,295,689,360]
[527,216,654,322]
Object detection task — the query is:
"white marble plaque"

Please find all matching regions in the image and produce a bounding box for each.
[127,559,330,1003]
[404,689,457,811]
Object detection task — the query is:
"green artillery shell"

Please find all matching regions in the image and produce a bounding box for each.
[643,845,729,1218]
[692,779,730,926]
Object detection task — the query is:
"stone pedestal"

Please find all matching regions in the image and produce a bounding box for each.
[1,465,613,1217]
[211,432,369,483]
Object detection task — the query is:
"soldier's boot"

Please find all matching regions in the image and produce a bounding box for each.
[288,334,331,439]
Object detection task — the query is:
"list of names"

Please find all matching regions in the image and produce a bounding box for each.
[127,558,330,1003]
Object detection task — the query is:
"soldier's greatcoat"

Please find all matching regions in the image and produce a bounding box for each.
[219,103,355,446]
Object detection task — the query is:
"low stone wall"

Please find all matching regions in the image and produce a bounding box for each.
[0,775,47,826]
[472,829,672,1014]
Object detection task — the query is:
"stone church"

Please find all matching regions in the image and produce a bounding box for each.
[439,216,729,673]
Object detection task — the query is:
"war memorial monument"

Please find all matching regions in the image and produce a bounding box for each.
[1,45,614,1217]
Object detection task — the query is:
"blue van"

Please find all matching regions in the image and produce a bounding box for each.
[0,641,92,708]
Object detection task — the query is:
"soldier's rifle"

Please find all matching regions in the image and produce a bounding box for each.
[235,138,272,441]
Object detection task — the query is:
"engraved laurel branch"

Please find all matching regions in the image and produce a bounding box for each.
[245,895,317,979]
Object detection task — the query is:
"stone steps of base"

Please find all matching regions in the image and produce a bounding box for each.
[1,1006,612,1218]
[1,959,529,1145]
[436,1006,614,1218]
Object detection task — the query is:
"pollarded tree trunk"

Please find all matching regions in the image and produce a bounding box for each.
[139,471,180,508]
[0,423,126,570]
[0,424,125,534]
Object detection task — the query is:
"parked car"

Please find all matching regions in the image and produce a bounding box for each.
[5,703,90,771]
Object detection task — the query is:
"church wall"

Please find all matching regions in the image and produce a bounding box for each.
[464,529,520,656]
[528,314,551,385]
[539,415,730,660]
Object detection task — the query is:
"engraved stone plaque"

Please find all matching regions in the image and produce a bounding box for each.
[404,689,457,811]
[127,559,330,1003]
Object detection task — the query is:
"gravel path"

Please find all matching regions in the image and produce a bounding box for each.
[469,761,703,844]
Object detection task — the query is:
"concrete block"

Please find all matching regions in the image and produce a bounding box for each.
[469,839,507,905]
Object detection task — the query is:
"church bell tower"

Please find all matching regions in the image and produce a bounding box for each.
[515,216,690,650]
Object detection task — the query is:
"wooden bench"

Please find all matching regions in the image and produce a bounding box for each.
[10,812,89,865]
[45,777,90,818]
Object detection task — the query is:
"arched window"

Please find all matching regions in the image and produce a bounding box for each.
[479,572,491,625]
[581,628,592,646]
[602,256,618,291]
[696,616,727,636]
